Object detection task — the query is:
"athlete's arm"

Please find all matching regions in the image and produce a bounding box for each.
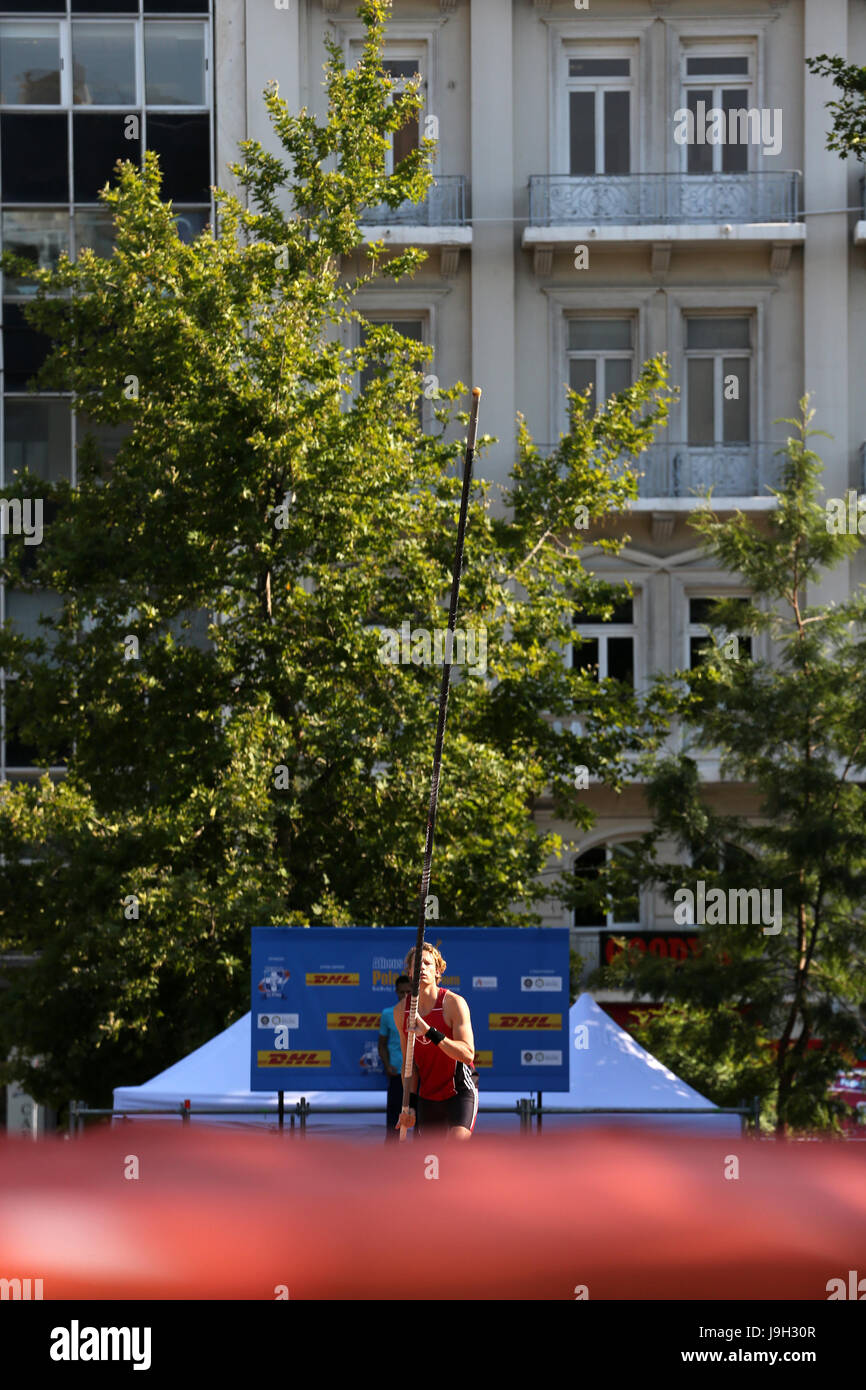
[430,992,474,1065]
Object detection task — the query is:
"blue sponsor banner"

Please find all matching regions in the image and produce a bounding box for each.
[250,926,570,1091]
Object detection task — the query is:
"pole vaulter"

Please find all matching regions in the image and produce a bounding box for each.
[398,386,482,1142]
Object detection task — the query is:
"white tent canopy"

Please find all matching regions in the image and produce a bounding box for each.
[112,993,741,1136]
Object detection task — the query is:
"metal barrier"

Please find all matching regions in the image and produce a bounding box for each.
[68,1095,757,1136]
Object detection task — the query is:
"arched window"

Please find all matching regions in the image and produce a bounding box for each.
[573,841,640,929]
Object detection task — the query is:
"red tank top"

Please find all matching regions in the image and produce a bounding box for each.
[402,986,459,1101]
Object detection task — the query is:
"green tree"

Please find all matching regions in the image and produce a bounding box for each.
[571,401,866,1135]
[0,0,672,1108]
[805,54,866,161]
[568,949,585,1005]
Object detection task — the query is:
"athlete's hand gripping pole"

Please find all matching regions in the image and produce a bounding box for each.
[399,387,481,1142]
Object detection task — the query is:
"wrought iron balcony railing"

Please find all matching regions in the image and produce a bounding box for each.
[636,442,784,497]
[361,175,469,227]
[528,173,802,226]
[531,441,785,500]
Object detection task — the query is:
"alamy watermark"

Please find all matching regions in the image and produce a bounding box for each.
[0,497,43,546]
[825,491,866,535]
[1,1276,43,1299]
[49,1322,151,1370]
[377,622,487,676]
[673,102,782,158]
[673,880,782,935]
[826,1269,866,1300]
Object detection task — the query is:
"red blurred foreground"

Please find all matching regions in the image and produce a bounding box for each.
[1,1126,864,1299]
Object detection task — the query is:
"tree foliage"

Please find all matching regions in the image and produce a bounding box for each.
[805,53,866,161]
[572,401,866,1134]
[0,0,672,1106]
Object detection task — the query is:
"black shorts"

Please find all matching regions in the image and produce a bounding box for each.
[416,1067,478,1133]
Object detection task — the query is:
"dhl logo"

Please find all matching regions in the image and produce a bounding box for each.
[326,1013,381,1030]
[257,1051,331,1067]
[305,973,360,986]
[474,1051,493,1067]
[488,1014,562,1030]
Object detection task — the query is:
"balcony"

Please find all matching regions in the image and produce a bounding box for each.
[524,173,804,274]
[634,442,783,506]
[359,175,471,274]
[535,441,784,510]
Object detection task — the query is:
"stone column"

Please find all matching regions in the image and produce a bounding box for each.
[214,0,247,206]
[245,0,303,220]
[470,0,516,498]
[803,0,849,606]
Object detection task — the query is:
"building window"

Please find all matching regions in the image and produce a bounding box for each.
[73,111,140,200]
[144,21,205,106]
[2,714,39,772]
[73,207,114,258]
[2,591,65,772]
[1,16,209,110]
[1,3,65,13]
[142,1,210,13]
[72,1,138,11]
[680,50,753,175]
[685,316,751,446]
[1,210,68,294]
[0,5,214,790]
[4,398,71,485]
[566,316,634,413]
[0,15,210,198]
[145,113,210,201]
[172,207,208,244]
[688,596,752,668]
[0,21,61,105]
[573,842,640,929]
[382,55,424,175]
[2,301,53,389]
[348,38,428,188]
[72,21,136,106]
[565,52,632,175]
[359,315,425,389]
[358,314,426,424]
[573,596,635,687]
[1,112,68,200]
